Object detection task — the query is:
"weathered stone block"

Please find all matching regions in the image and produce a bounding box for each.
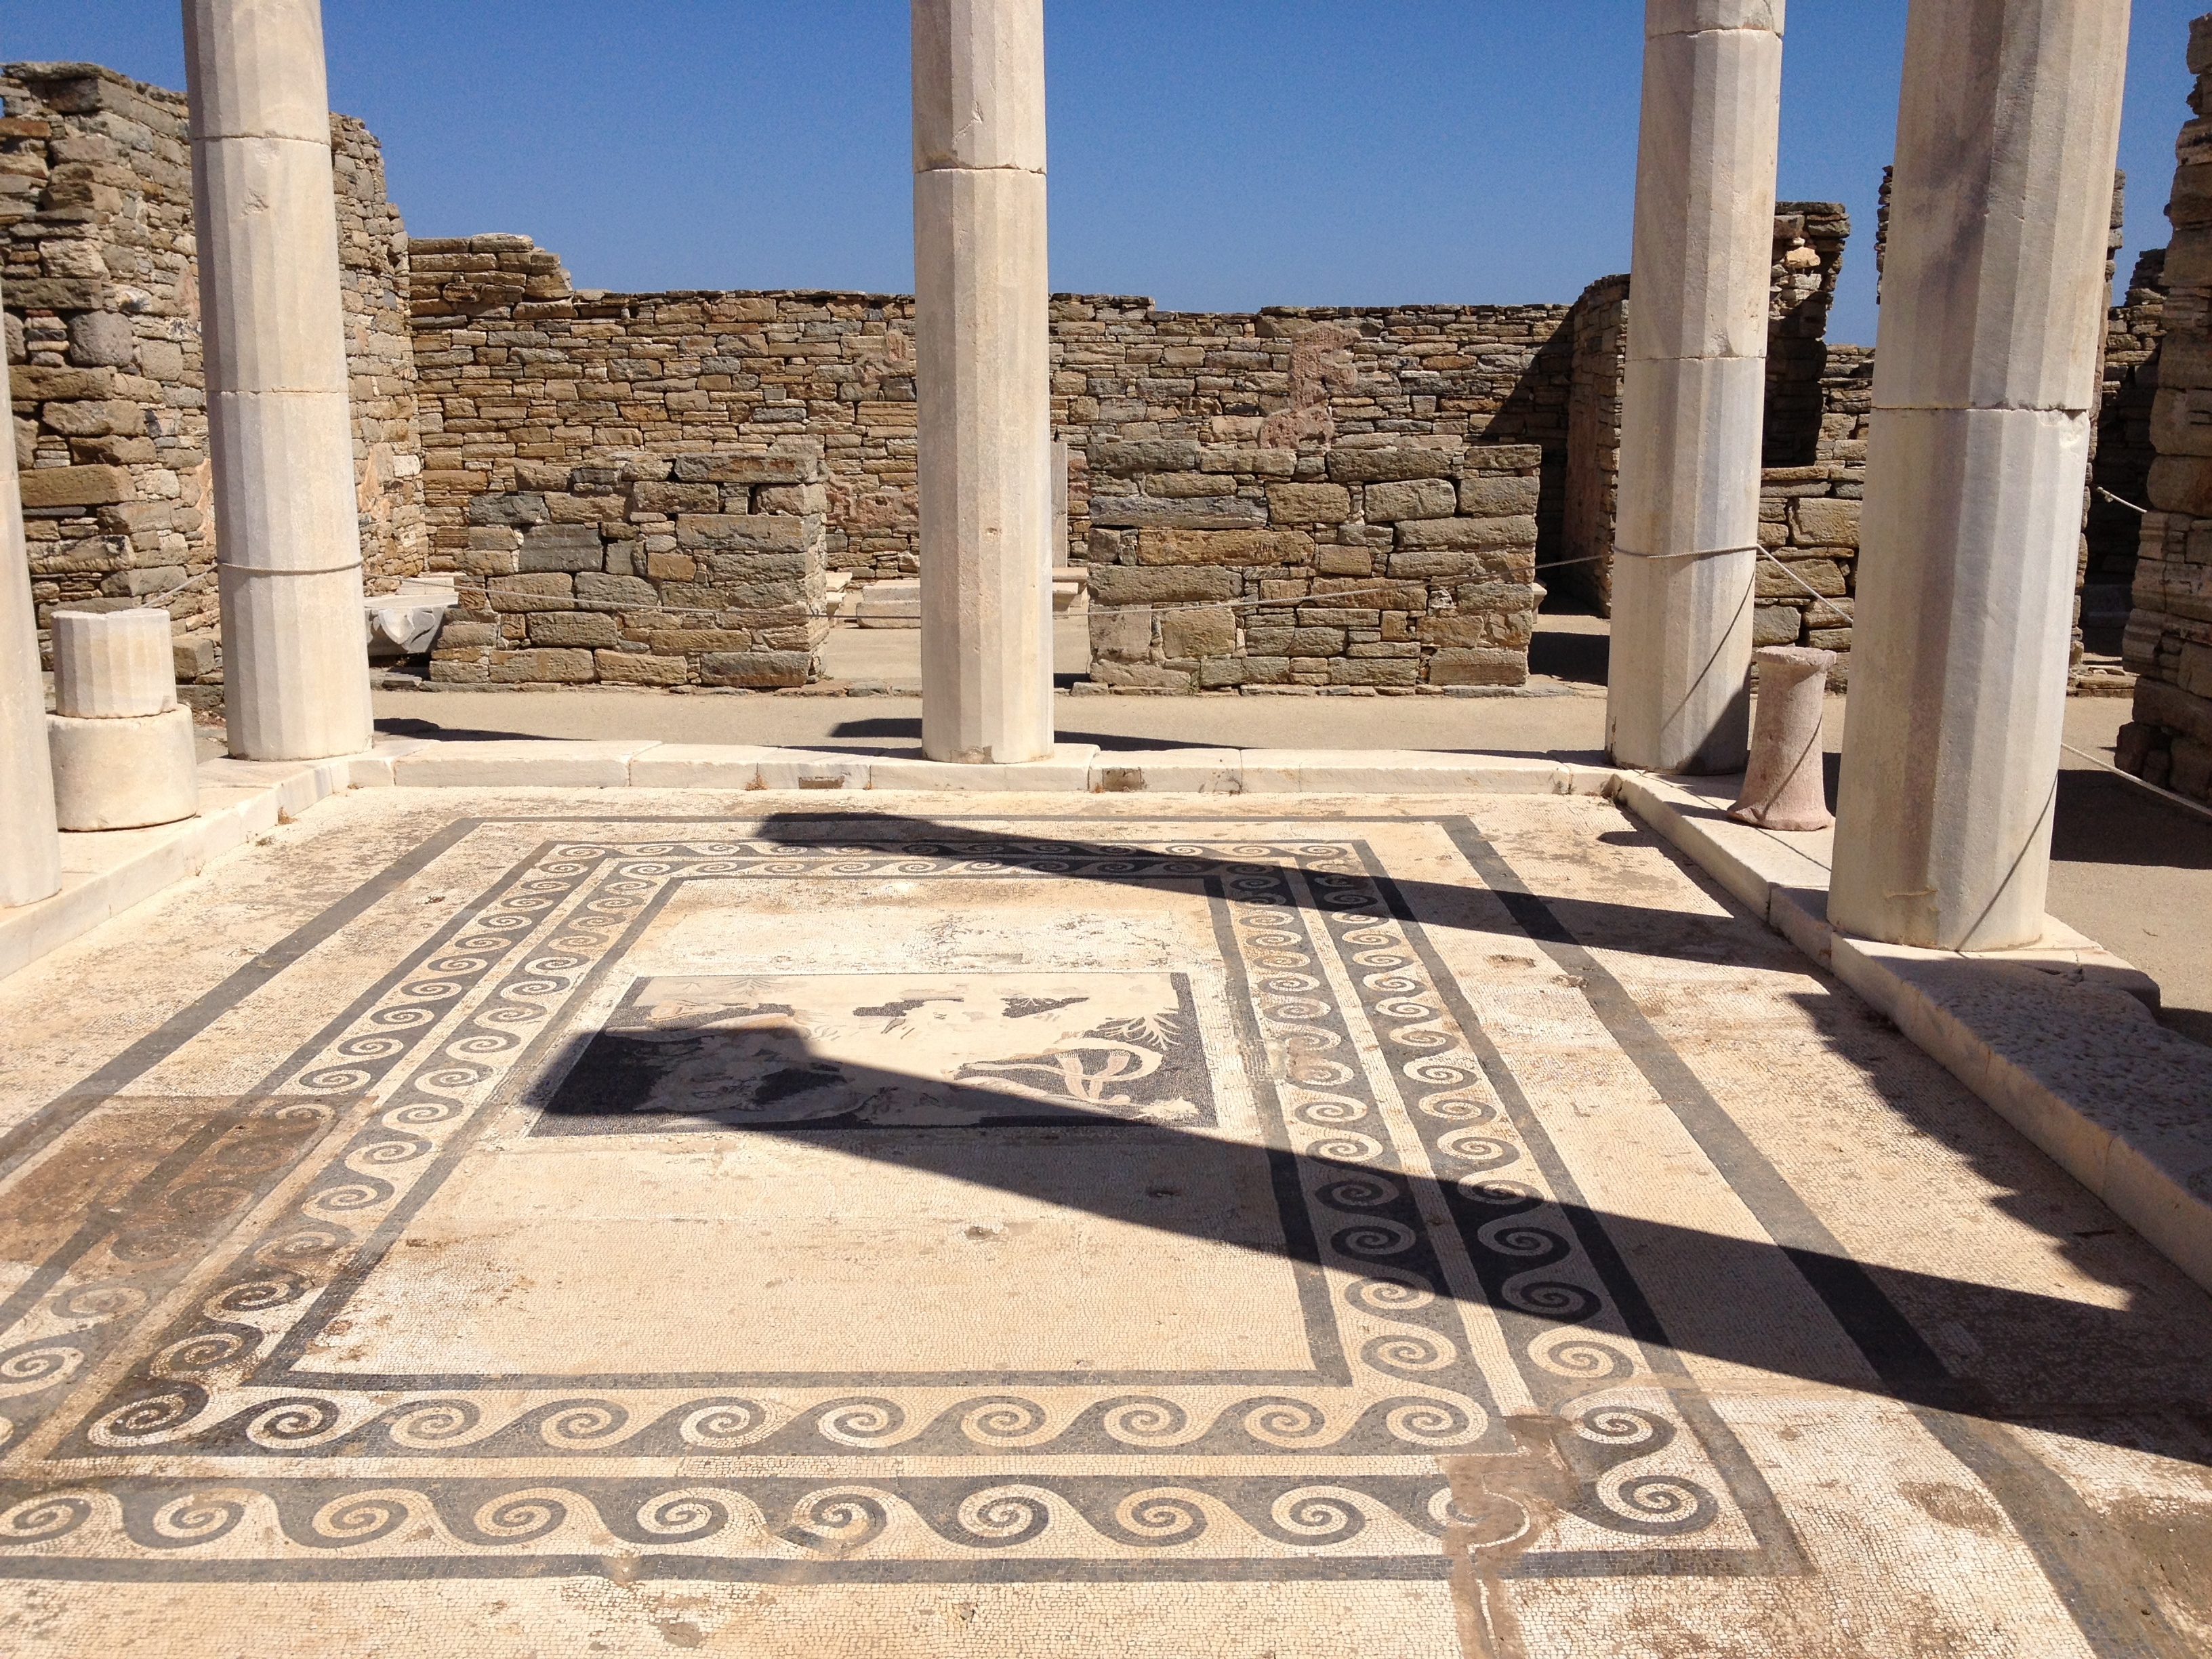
[518,525,605,572]
[595,649,691,685]
[40,399,144,438]
[468,493,550,527]
[487,573,576,613]
[1313,548,1374,576]
[1365,479,1456,523]
[1427,647,1525,687]
[638,630,759,655]
[1286,627,1346,657]
[1134,529,1313,567]
[1395,515,1538,552]
[19,465,128,508]
[1266,483,1352,523]
[1462,445,1544,474]
[630,480,721,517]
[1090,438,1202,474]
[756,483,830,515]
[528,612,621,648]
[1326,447,1456,484]
[1330,657,1419,687]
[700,649,813,687]
[2150,454,2212,516]
[1088,659,1197,691]
[65,311,138,368]
[1160,607,1236,659]
[1758,557,1845,598]
[1388,548,1528,581]
[1090,607,1153,661]
[575,571,663,609]
[488,648,595,682]
[671,447,824,485]
[1089,567,1240,606]
[1753,605,1803,646]
[1793,497,1861,545]
[10,365,114,401]
[1456,475,1542,517]
[676,514,814,552]
[1088,495,1267,530]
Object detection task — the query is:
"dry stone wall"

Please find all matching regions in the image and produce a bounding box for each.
[404,233,1579,690]
[2089,247,2167,664]
[2121,16,2212,802]
[1084,439,1540,693]
[0,62,422,701]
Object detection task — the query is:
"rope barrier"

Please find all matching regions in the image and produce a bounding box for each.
[2060,741,2212,823]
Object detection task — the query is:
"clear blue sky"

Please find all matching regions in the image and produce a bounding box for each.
[9,2,2207,344]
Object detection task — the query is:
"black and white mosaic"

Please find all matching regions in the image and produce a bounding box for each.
[0,821,1798,1584]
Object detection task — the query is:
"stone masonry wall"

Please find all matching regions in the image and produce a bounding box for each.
[1084,439,1540,693]
[2088,247,2167,653]
[0,62,423,701]
[2121,16,2212,802]
[404,232,1580,690]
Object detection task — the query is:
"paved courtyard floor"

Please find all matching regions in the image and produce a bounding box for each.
[0,788,2207,1656]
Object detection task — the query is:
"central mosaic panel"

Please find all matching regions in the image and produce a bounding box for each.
[0,821,1793,1584]
[541,970,1214,1131]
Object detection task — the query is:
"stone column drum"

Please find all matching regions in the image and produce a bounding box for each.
[47,611,199,832]
[1729,645,1835,830]
[1606,0,1786,775]
[185,0,374,762]
[0,274,62,907]
[913,0,1056,764]
[1829,0,2130,950]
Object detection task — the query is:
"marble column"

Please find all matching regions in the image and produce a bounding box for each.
[913,0,1054,764]
[186,0,373,762]
[0,276,62,908]
[1829,0,2130,951]
[1606,0,1785,775]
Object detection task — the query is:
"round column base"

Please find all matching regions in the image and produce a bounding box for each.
[48,707,200,832]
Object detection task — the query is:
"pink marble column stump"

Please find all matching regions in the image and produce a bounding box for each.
[1729,644,1834,830]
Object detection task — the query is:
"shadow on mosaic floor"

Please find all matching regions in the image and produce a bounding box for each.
[563,808,2212,1473]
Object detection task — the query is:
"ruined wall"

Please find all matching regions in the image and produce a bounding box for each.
[2087,247,2168,676]
[0,61,422,695]
[1084,440,1540,693]
[1561,274,1629,613]
[2121,17,2212,802]
[404,232,1578,689]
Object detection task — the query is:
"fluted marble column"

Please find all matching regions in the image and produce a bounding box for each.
[186,0,372,761]
[914,0,1054,764]
[1830,0,2130,951]
[0,274,62,907]
[1606,0,1785,775]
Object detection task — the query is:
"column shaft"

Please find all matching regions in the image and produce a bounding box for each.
[914,0,1054,764]
[186,0,372,762]
[1606,0,1786,774]
[0,276,62,907]
[1828,0,2131,950]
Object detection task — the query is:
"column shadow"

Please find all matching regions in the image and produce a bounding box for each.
[526,808,2212,1470]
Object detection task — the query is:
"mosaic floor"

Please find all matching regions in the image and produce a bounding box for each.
[0,790,2207,1657]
